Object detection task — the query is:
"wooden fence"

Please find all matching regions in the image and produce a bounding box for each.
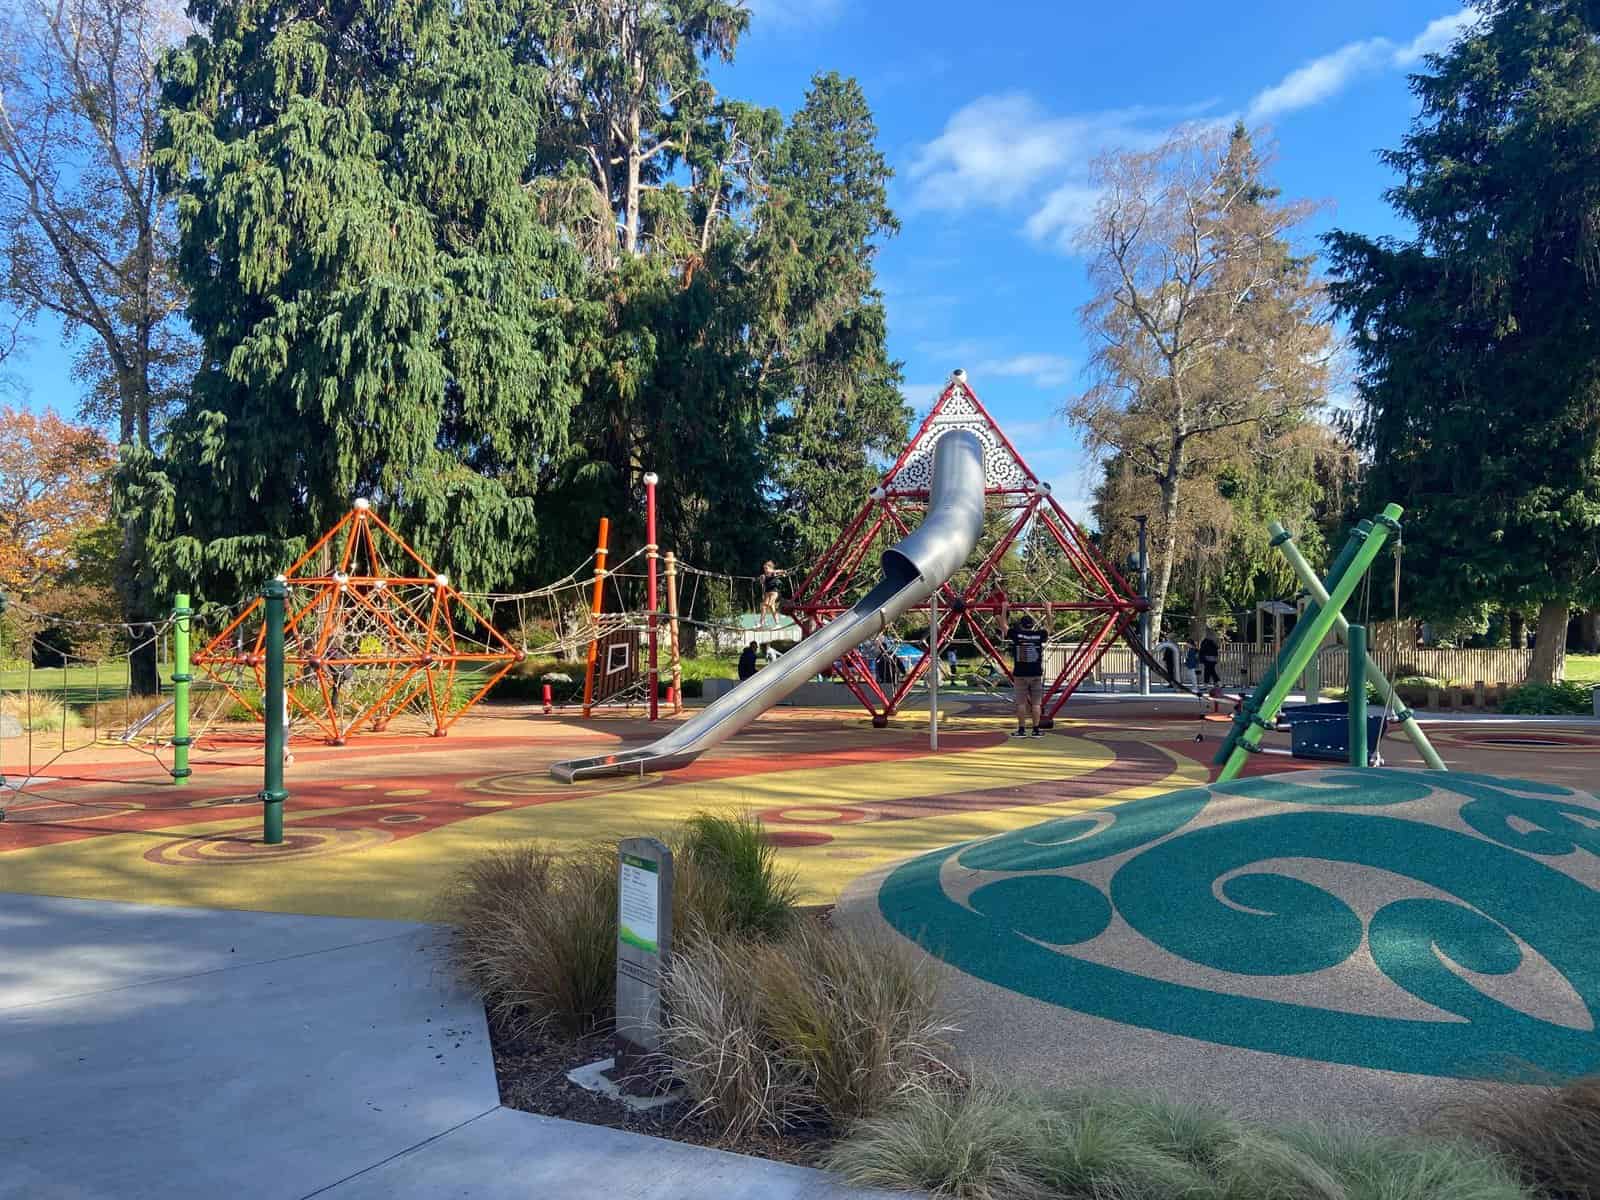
[1073,644,1534,689]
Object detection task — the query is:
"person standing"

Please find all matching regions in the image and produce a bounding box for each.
[1199,631,1221,687]
[737,642,759,681]
[757,561,787,628]
[1004,611,1048,737]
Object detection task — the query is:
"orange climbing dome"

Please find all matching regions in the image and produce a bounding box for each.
[195,498,521,743]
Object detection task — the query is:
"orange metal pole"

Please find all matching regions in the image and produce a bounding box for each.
[582,518,610,719]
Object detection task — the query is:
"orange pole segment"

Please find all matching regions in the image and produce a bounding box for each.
[283,510,354,577]
[582,518,610,719]
[194,598,264,663]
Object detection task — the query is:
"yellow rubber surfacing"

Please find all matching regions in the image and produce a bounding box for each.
[0,722,1204,920]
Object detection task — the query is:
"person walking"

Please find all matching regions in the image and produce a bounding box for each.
[737,642,759,681]
[1004,609,1048,738]
[1199,631,1221,687]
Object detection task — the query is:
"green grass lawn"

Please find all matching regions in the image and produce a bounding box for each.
[1,662,176,705]
[1565,653,1600,683]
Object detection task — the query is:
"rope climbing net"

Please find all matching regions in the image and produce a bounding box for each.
[0,591,255,802]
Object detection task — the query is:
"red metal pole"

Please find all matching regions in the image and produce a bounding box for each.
[645,472,660,722]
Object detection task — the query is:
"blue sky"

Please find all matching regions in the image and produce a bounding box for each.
[9,0,1473,525]
[730,0,1476,518]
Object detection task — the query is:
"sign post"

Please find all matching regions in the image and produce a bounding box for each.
[615,836,673,1088]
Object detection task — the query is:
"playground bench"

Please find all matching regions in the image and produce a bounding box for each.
[1092,669,1138,691]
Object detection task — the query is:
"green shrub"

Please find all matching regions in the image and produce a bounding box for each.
[680,811,798,939]
[1443,1075,1600,1200]
[1502,682,1593,716]
[661,922,956,1137]
[489,655,585,703]
[828,1085,1531,1200]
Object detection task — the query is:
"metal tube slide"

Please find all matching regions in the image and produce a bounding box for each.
[549,430,987,782]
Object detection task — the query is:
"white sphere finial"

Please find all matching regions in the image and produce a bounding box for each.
[353,497,370,512]
[273,573,288,583]
[643,472,659,486]
[434,574,449,588]
[333,571,349,587]
[951,368,967,381]
[869,485,887,501]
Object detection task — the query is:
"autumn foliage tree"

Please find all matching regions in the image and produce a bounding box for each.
[0,405,114,596]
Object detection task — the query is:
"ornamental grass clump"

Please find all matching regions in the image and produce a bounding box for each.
[679,809,799,939]
[661,921,956,1138]
[437,842,618,1039]
[437,811,801,1038]
[827,1085,1531,1200]
[1442,1075,1600,1200]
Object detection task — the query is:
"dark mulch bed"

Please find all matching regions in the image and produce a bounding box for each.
[487,1015,829,1167]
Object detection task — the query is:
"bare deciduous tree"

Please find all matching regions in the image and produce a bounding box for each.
[0,0,194,690]
[1069,124,1331,641]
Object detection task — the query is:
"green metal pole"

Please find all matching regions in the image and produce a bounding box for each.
[1217,505,1402,782]
[1269,521,1447,772]
[260,576,287,844]
[172,593,192,785]
[1303,600,1322,704]
[1215,522,1372,769]
[1348,624,1368,768]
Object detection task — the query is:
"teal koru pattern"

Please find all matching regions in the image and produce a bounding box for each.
[878,769,1600,1078]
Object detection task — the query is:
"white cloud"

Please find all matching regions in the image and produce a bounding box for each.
[973,354,1075,389]
[1024,182,1106,250]
[1392,10,1478,65]
[909,94,1176,212]
[1248,8,1476,121]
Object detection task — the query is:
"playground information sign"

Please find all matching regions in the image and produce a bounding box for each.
[619,852,659,953]
[615,837,674,1083]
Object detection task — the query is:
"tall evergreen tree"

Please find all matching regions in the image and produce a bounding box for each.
[757,72,908,560]
[1325,0,1600,683]
[151,0,595,598]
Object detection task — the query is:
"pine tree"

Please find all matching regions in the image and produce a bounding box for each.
[1325,0,1600,683]
[152,0,595,598]
[758,72,908,560]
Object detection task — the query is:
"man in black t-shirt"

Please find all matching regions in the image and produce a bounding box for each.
[1006,614,1047,738]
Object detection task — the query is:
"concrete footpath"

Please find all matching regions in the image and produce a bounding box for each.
[0,894,886,1200]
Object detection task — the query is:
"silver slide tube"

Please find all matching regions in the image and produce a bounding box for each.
[549,430,987,782]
